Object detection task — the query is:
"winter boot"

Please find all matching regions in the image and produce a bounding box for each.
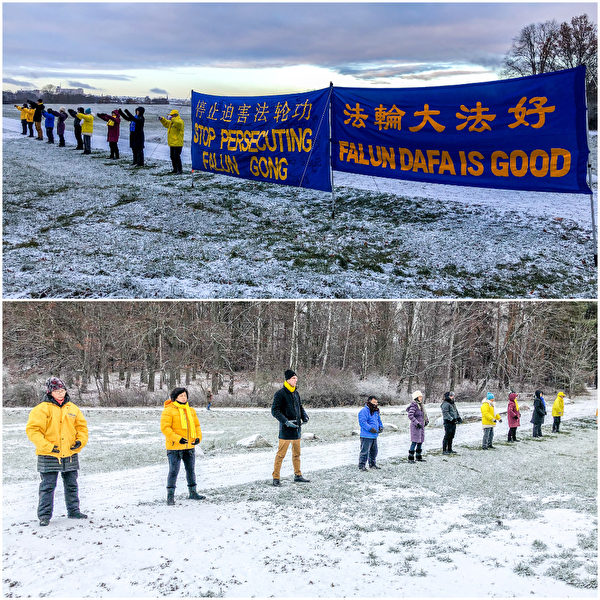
[416,452,426,462]
[359,465,368,471]
[272,479,281,487]
[39,517,50,526]
[370,464,381,470]
[167,489,175,505]
[408,450,415,463]
[67,511,88,519]
[188,485,205,500]
[294,475,310,483]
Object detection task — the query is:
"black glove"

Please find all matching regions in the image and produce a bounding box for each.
[457,418,463,424]
[284,420,299,429]
[415,423,422,429]
[179,437,188,444]
[369,427,377,433]
[192,438,200,445]
[302,415,309,423]
[51,445,60,453]
[378,427,384,433]
[70,440,82,450]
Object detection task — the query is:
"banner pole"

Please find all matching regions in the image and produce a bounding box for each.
[584,78,598,267]
[329,82,336,219]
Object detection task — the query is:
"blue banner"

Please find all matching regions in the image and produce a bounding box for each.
[191,87,331,192]
[332,67,591,194]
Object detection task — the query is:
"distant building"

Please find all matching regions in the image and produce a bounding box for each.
[55,86,84,95]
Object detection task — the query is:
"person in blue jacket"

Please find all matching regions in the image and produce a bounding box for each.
[358,396,383,471]
[41,108,56,144]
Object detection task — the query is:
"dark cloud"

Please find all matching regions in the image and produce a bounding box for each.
[3,77,34,87]
[150,88,168,94]
[3,3,595,76]
[68,81,100,90]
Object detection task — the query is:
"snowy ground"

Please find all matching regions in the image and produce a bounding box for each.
[2,395,597,597]
[2,111,597,299]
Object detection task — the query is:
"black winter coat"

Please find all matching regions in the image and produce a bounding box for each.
[119,108,145,149]
[29,100,45,122]
[531,397,547,425]
[271,386,308,440]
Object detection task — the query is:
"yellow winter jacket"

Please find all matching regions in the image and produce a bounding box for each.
[552,392,565,417]
[481,399,501,427]
[15,105,29,120]
[160,113,184,147]
[160,399,202,450]
[26,398,88,458]
[25,107,35,122]
[76,112,94,135]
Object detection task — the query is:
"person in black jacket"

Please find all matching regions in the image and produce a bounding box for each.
[271,369,310,486]
[119,106,145,166]
[441,391,462,454]
[27,98,45,140]
[67,107,85,150]
[531,390,547,437]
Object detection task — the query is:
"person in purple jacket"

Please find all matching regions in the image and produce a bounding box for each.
[97,109,121,159]
[358,396,383,471]
[48,108,68,147]
[407,390,429,463]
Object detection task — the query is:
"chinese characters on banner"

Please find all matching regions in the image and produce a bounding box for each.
[191,87,332,192]
[332,67,591,194]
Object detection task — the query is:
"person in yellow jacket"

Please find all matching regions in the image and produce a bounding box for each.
[25,105,35,137]
[552,391,566,432]
[160,387,204,504]
[159,109,185,174]
[25,377,89,526]
[481,392,502,449]
[76,108,94,155]
[14,103,30,135]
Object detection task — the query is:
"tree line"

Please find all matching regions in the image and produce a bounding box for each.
[2,301,596,407]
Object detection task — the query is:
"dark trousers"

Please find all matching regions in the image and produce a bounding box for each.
[442,421,456,452]
[132,147,144,166]
[359,437,378,467]
[167,449,196,490]
[38,470,80,519]
[21,119,27,134]
[46,127,54,143]
[58,133,65,147]
[482,427,494,448]
[83,135,91,154]
[170,146,183,173]
[74,128,83,149]
[532,424,543,437]
[508,426,518,441]
[109,141,119,159]
[552,416,561,432]
[28,122,34,136]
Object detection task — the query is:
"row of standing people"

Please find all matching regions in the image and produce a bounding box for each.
[24,373,568,526]
[14,99,185,173]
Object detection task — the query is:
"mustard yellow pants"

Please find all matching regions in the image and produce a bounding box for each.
[272,439,302,479]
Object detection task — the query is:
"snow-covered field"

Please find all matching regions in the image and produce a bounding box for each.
[3,395,597,597]
[2,110,597,299]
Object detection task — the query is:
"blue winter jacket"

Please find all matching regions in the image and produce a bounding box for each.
[358,405,383,438]
[42,111,55,129]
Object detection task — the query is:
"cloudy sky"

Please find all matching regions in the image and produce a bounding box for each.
[3,2,596,97]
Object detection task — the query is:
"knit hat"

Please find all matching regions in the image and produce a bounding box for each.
[170,387,188,402]
[136,106,145,115]
[284,369,296,381]
[84,108,91,114]
[412,390,423,400]
[486,392,495,400]
[60,106,66,113]
[508,392,518,401]
[45,377,66,393]
[112,108,119,115]
[77,107,85,113]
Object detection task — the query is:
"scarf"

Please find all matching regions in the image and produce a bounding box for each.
[174,401,196,440]
[514,398,520,412]
[284,381,296,393]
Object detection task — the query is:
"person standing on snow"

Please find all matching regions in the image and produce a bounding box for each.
[358,396,383,470]
[25,377,89,527]
[49,107,69,147]
[407,390,429,462]
[28,98,45,140]
[160,387,204,505]
[41,108,56,144]
[206,390,213,410]
[97,109,121,159]
[75,108,94,155]
[271,369,310,486]
[67,107,85,150]
[481,392,501,449]
[119,106,145,166]
[14,103,29,135]
[441,391,462,455]
[506,392,521,442]
[531,390,547,437]
[552,392,565,432]
[159,109,185,174]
